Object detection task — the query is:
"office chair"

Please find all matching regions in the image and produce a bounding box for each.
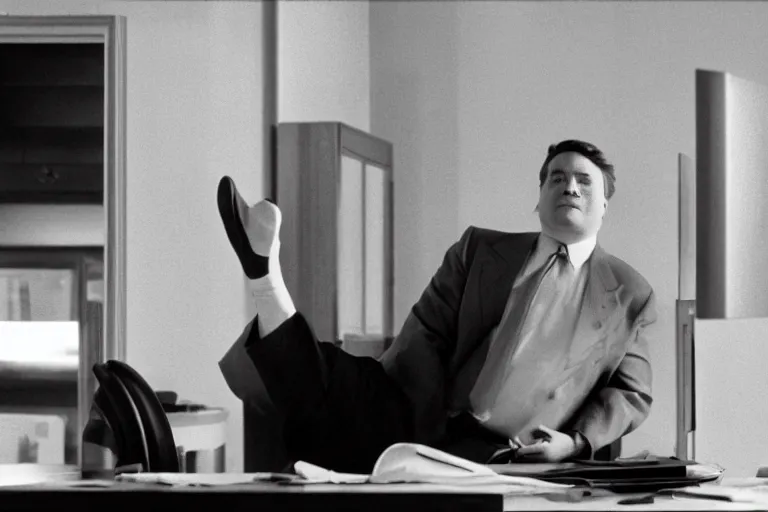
[90,363,150,473]
[105,360,180,472]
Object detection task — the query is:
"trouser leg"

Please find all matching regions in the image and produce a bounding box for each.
[221,312,413,473]
[219,316,269,404]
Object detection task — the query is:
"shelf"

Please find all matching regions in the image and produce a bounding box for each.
[0,43,102,88]
[0,86,103,128]
[0,43,104,203]
[0,127,103,166]
[0,163,102,204]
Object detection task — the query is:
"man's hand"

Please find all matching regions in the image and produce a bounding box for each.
[513,425,581,462]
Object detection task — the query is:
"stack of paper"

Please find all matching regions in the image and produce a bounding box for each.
[293,443,570,492]
[115,473,291,486]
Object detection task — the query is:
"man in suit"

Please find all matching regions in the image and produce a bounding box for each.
[217,139,656,473]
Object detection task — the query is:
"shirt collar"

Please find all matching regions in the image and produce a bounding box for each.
[537,232,596,271]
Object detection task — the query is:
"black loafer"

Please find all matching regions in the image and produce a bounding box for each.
[217,176,269,279]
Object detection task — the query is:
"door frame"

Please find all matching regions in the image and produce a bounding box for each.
[0,15,127,469]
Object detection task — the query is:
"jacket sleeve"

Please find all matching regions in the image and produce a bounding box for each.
[566,290,657,458]
[379,226,476,444]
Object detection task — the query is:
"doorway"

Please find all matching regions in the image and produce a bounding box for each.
[0,16,126,473]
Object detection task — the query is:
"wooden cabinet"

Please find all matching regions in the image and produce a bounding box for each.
[0,44,104,204]
[277,122,394,357]
[244,122,394,471]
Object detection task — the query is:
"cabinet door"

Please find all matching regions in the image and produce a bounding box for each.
[337,154,365,338]
[363,163,387,337]
[337,153,392,357]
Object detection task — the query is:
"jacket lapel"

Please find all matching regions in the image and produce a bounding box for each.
[481,233,539,329]
[454,232,537,365]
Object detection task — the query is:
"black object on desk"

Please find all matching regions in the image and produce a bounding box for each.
[618,494,657,505]
[489,457,715,494]
[106,360,180,472]
[157,390,208,413]
[84,360,181,474]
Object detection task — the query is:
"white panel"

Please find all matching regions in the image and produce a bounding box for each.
[337,155,364,337]
[697,69,768,319]
[678,154,696,301]
[724,73,768,318]
[364,164,386,335]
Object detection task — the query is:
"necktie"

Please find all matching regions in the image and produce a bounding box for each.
[469,244,574,417]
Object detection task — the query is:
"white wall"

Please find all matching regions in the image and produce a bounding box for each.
[279,0,370,131]
[371,1,768,476]
[370,1,460,329]
[0,0,266,472]
[121,1,262,475]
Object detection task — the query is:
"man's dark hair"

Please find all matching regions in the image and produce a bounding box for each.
[538,139,616,200]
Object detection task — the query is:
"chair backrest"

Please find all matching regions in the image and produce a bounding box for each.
[106,360,179,472]
[91,363,150,471]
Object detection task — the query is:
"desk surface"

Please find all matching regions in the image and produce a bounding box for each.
[2,480,768,512]
[0,481,502,511]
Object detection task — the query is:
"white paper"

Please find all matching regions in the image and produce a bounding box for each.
[46,480,115,488]
[115,472,270,486]
[293,462,369,484]
[291,443,569,490]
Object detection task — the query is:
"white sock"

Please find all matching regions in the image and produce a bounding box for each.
[237,198,296,336]
[242,200,281,258]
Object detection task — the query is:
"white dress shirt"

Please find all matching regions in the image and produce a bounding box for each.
[469,232,597,440]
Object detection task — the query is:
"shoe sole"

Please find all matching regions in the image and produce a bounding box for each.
[217,176,266,279]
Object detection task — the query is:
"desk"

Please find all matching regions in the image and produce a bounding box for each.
[503,494,762,511]
[0,481,501,511]
[3,480,768,512]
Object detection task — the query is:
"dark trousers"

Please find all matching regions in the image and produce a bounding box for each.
[244,313,414,473]
[241,312,518,473]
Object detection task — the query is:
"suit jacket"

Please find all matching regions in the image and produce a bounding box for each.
[378,226,656,458]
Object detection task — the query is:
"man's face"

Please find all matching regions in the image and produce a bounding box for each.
[537,151,607,243]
